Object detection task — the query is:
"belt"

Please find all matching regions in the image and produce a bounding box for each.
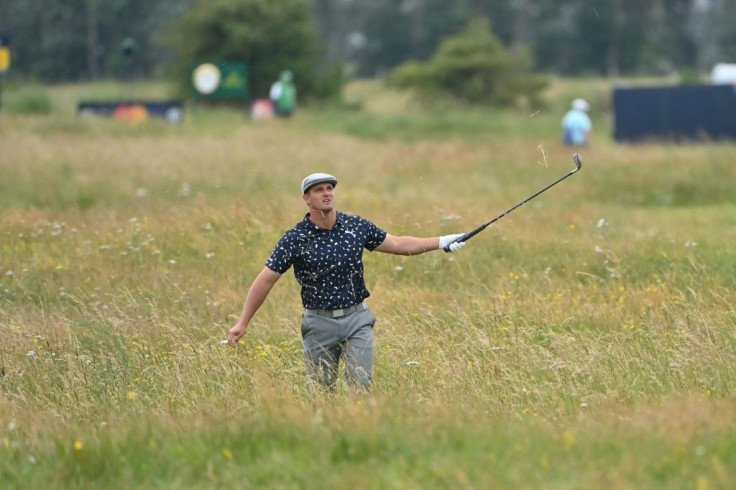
[306,302,366,318]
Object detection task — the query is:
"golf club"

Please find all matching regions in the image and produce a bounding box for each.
[444,153,583,252]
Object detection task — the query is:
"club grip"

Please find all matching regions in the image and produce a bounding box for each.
[442,225,487,252]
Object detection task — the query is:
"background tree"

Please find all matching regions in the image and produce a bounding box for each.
[165,0,341,100]
[388,18,547,107]
[355,0,470,77]
[1,0,734,85]
[0,0,186,81]
[715,0,736,64]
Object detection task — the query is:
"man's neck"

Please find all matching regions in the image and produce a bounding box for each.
[309,209,337,229]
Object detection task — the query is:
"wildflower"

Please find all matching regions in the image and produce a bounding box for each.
[564,431,575,449]
[222,448,233,460]
[596,218,607,228]
[74,440,84,451]
[127,392,136,401]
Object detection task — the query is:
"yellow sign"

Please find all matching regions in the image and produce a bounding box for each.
[0,47,9,72]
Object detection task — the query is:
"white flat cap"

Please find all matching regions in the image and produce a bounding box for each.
[301,173,337,194]
[572,98,590,112]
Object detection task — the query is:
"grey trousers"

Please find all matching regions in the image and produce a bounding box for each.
[301,307,376,390]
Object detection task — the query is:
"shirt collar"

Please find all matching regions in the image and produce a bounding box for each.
[301,211,343,232]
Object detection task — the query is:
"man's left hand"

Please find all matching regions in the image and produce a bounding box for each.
[439,234,466,253]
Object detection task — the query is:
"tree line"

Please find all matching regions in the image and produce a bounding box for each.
[1,0,734,87]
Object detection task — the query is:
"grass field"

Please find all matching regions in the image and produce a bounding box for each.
[1,79,736,489]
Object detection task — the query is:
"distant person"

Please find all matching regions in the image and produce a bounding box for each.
[562,98,592,146]
[227,173,466,391]
[269,70,297,118]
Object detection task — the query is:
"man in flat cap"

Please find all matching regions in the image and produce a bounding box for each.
[228,173,466,391]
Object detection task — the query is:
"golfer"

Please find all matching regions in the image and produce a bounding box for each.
[228,173,466,390]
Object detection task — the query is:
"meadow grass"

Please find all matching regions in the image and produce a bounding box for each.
[1,79,735,488]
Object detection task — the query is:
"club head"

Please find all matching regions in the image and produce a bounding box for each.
[572,153,583,170]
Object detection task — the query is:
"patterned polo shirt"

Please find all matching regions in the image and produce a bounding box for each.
[266,211,387,309]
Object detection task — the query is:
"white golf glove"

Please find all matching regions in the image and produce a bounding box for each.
[439,234,466,253]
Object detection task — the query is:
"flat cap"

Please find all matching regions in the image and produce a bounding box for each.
[301,173,337,194]
[572,98,590,112]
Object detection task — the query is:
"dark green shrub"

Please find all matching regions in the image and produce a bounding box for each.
[389,18,547,107]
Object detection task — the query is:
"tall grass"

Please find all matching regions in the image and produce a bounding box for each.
[1,79,735,488]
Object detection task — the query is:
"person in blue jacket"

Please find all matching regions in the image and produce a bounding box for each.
[562,98,593,146]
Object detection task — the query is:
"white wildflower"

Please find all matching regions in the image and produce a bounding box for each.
[178,183,191,198]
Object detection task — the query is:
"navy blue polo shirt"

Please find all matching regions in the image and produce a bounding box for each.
[266,211,387,309]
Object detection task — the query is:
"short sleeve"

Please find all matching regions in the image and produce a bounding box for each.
[361,217,388,251]
[265,234,294,274]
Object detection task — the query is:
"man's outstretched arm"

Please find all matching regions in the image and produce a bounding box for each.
[375,233,465,256]
[227,266,282,346]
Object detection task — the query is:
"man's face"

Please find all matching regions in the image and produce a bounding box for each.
[303,183,335,213]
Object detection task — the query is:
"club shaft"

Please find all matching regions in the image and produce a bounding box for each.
[445,166,581,251]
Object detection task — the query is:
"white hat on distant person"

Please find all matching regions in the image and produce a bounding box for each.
[572,98,590,112]
[301,173,338,194]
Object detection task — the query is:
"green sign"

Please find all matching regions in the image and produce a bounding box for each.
[191,62,248,99]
